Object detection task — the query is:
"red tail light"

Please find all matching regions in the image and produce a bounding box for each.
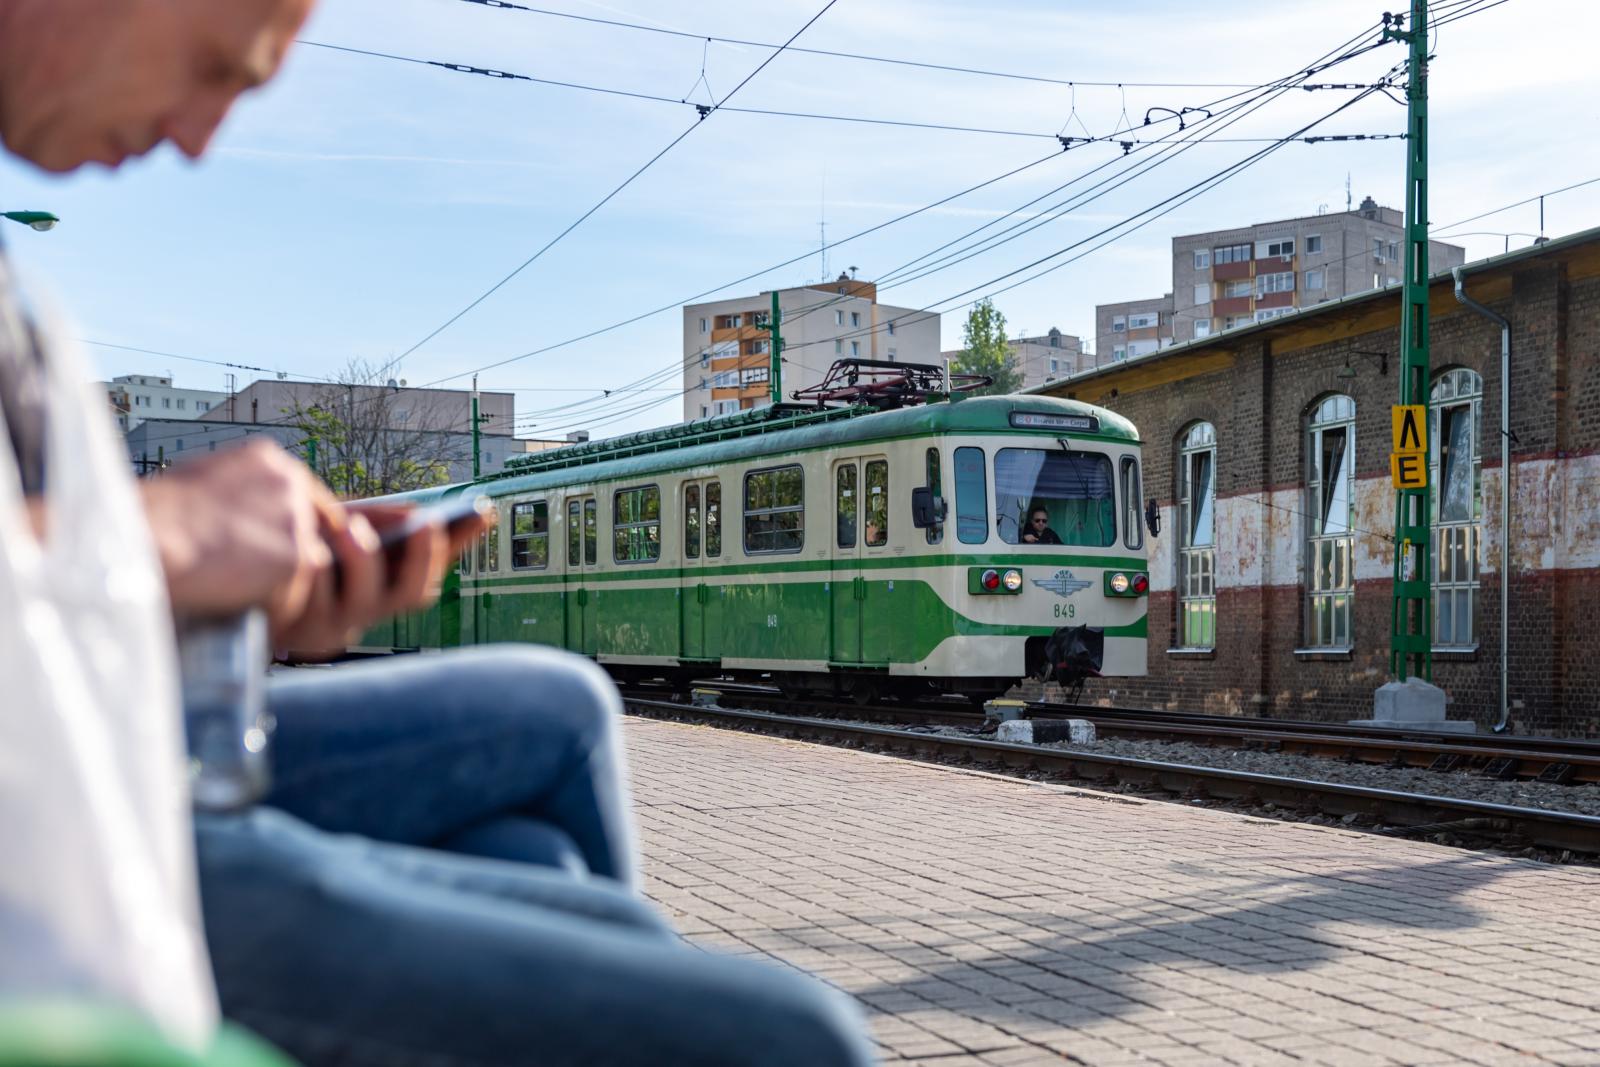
[981,569,1000,591]
[1132,573,1149,594]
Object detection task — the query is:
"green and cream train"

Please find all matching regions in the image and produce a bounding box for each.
[360,390,1151,702]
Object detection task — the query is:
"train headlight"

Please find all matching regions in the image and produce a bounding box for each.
[1132,573,1149,594]
[1109,572,1130,594]
[981,569,1001,591]
[1002,569,1023,591]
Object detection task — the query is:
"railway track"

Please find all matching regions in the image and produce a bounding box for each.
[622,693,1600,858]
[662,682,1600,785]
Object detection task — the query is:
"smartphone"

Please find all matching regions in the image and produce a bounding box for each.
[375,494,495,554]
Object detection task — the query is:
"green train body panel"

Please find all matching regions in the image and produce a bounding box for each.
[354,394,1149,686]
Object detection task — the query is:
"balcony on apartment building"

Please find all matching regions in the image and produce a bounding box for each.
[1213,258,1252,281]
[710,311,771,343]
[1212,295,1251,316]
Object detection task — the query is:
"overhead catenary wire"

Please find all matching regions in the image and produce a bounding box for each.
[143,0,1511,448]
[772,28,1410,332]
[777,55,1400,336]
[423,13,1404,399]
[367,19,1408,440]
[448,0,1266,89]
[297,41,1072,141]
[778,85,1395,367]
[386,0,842,365]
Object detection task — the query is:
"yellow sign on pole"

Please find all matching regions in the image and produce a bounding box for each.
[1390,404,1428,488]
[1390,451,1427,489]
[1391,404,1427,453]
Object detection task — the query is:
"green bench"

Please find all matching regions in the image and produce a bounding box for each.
[0,1004,294,1067]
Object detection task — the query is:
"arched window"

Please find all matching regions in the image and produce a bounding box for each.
[1177,422,1216,648]
[1431,368,1483,648]
[1306,395,1355,648]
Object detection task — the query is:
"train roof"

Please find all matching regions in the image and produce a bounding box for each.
[469,393,1138,498]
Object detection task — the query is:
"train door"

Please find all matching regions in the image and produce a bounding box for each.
[679,480,725,662]
[563,495,598,656]
[858,457,892,665]
[680,482,706,660]
[702,480,723,660]
[830,459,864,664]
[471,519,499,644]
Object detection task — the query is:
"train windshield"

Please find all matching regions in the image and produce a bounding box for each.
[994,448,1116,547]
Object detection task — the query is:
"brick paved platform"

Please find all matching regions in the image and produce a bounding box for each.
[626,717,1600,1066]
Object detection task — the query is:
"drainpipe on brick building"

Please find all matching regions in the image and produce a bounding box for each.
[1451,266,1511,733]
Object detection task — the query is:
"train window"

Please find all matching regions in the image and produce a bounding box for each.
[953,447,988,545]
[486,520,501,572]
[744,465,804,554]
[836,465,857,548]
[1120,457,1143,551]
[476,530,487,573]
[567,499,582,566]
[613,486,661,564]
[685,485,701,560]
[993,449,1115,547]
[925,448,943,545]
[864,460,888,547]
[583,498,598,565]
[705,482,722,557]
[511,501,549,569]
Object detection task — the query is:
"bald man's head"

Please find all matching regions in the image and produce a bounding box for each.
[0,0,314,172]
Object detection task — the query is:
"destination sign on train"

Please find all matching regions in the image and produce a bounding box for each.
[1010,412,1099,432]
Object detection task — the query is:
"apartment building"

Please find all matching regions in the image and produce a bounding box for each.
[941,327,1085,391]
[105,374,228,432]
[1094,297,1174,365]
[1094,197,1468,355]
[682,275,939,421]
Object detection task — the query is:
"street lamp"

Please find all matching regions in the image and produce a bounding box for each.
[1,211,59,232]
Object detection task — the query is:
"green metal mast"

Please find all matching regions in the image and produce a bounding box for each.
[765,290,783,406]
[471,375,482,480]
[1386,0,1433,681]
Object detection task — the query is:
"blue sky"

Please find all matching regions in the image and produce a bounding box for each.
[2,0,1594,439]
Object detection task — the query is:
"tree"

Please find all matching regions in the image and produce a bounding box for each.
[287,360,461,498]
[950,299,1021,396]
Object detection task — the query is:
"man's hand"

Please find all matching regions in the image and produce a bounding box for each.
[141,440,489,654]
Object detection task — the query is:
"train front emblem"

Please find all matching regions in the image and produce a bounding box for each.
[1032,570,1092,598]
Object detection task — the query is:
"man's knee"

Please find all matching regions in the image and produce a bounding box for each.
[455,645,621,743]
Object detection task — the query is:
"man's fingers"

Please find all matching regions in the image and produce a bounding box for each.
[382,522,447,617]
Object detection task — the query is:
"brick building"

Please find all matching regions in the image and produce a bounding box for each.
[1030,225,1600,737]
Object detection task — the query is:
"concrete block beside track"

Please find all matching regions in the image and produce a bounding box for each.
[996,718,1096,745]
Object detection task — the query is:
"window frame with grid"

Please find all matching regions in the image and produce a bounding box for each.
[1430,368,1483,649]
[1178,422,1217,649]
[1305,395,1356,649]
[510,500,549,570]
[743,465,804,555]
[612,485,661,564]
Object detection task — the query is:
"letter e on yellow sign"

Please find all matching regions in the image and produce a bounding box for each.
[1391,451,1428,489]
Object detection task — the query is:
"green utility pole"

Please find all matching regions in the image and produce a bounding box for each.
[471,375,482,479]
[1386,0,1433,681]
[764,290,783,406]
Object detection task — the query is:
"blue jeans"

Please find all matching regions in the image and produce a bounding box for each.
[196,647,873,1066]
